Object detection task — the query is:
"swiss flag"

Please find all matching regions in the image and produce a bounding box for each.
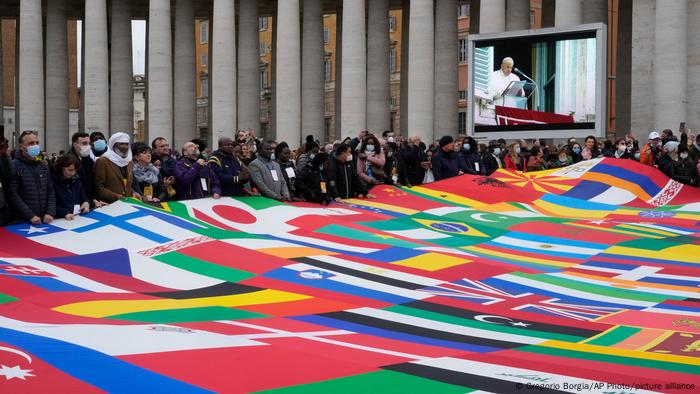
[0,342,100,393]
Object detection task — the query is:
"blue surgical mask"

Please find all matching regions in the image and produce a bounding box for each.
[366,145,375,153]
[493,148,501,155]
[462,143,470,151]
[309,153,316,161]
[271,153,276,161]
[27,145,41,158]
[634,152,640,160]
[93,139,107,152]
[573,147,581,154]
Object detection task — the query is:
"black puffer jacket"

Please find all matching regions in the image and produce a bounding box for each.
[8,154,56,220]
[327,153,368,199]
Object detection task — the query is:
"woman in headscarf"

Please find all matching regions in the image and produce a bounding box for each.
[94,132,138,203]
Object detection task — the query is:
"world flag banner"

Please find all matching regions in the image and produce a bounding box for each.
[0,158,699,393]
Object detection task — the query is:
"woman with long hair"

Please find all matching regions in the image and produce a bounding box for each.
[504,142,527,172]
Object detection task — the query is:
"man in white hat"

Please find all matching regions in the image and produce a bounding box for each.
[94,132,138,203]
[639,131,662,167]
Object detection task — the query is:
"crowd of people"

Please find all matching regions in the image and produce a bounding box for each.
[0,126,698,225]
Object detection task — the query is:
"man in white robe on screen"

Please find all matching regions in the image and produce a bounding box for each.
[487,57,523,102]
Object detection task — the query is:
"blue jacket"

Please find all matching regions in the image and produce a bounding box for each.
[52,175,88,218]
[8,154,56,220]
[208,151,246,197]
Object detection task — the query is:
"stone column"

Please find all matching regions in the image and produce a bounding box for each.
[340,0,366,139]
[407,0,434,143]
[400,0,409,134]
[506,0,530,31]
[84,0,109,134]
[302,0,324,141]
[18,0,45,140]
[630,0,654,133]
[238,0,260,135]
[334,6,342,138]
[148,0,173,142]
[654,0,686,132]
[276,0,302,145]
[366,0,390,134]
[480,0,505,33]
[211,0,236,142]
[173,0,196,148]
[110,0,133,134]
[45,0,69,152]
[555,0,582,26]
[688,0,700,128]
[434,0,457,137]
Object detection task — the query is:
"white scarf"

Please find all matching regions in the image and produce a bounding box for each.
[103,132,133,168]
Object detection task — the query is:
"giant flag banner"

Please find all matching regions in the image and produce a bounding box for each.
[1,158,699,393]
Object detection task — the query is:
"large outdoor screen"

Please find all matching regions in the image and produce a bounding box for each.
[468,24,606,141]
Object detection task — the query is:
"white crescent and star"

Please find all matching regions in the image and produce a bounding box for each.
[470,213,509,223]
[0,347,34,381]
[474,315,531,327]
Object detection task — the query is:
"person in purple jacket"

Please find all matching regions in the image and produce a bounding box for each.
[174,142,221,200]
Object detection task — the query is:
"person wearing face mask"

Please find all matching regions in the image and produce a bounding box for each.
[658,142,698,185]
[52,154,90,220]
[457,137,485,175]
[296,135,320,176]
[8,130,56,224]
[382,130,395,147]
[640,131,663,167]
[504,142,527,172]
[357,136,386,186]
[249,141,291,202]
[383,142,410,186]
[482,140,504,175]
[604,138,631,159]
[174,142,221,200]
[299,152,332,205]
[94,132,139,203]
[549,147,573,168]
[328,143,372,200]
[567,142,584,163]
[89,131,108,160]
[68,132,106,209]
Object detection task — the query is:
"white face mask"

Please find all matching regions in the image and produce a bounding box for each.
[493,148,501,155]
[514,146,521,154]
[366,145,375,153]
[79,145,92,158]
[617,145,626,152]
[387,137,395,143]
[346,153,353,162]
[680,152,689,160]
[270,153,276,161]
